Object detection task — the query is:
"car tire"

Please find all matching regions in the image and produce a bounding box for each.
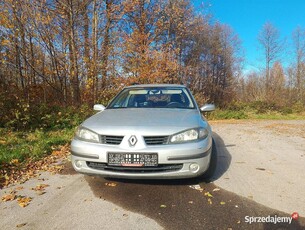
[201,138,217,182]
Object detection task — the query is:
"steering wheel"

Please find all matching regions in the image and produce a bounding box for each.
[166,102,184,108]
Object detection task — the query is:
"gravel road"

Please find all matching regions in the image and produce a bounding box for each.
[0,120,304,230]
[211,120,305,217]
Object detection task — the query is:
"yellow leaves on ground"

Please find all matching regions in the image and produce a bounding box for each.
[17,196,32,208]
[0,139,6,144]
[204,192,213,198]
[1,144,70,188]
[16,223,27,228]
[10,159,19,165]
[105,182,117,187]
[1,183,49,208]
[31,184,49,191]
[204,192,227,206]
[31,184,49,195]
[1,193,16,202]
[189,185,228,206]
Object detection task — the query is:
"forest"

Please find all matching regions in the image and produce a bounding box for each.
[1,0,305,123]
[0,0,305,166]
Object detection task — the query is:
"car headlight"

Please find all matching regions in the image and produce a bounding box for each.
[75,126,100,143]
[170,128,208,143]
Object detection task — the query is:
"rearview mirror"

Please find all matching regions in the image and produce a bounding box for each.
[200,104,215,112]
[93,104,105,111]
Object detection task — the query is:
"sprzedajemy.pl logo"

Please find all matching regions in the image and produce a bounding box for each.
[245,212,299,225]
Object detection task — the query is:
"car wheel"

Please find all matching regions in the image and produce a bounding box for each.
[201,138,217,182]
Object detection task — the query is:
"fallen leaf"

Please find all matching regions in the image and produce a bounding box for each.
[16,223,27,228]
[0,140,6,144]
[189,185,203,191]
[160,205,167,208]
[31,184,49,191]
[10,159,19,165]
[207,198,212,205]
[204,192,213,197]
[220,201,226,205]
[1,194,16,201]
[212,188,220,192]
[188,201,193,204]
[105,182,117,187]
[15,186,24,191]
[17,196,32,208]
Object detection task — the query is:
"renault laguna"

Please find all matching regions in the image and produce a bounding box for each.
[71,84,217,180]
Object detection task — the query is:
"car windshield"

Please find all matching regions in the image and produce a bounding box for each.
[107,87,196,109]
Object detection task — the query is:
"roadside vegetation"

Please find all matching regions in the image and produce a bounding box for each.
[0,105,93,166]
[209,101,305,120]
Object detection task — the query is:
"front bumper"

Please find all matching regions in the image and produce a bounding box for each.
[71,137,212,179]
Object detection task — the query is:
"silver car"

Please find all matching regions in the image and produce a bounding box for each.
[71,84,217,180]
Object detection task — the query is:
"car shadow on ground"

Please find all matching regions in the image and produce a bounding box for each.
[100,131,231,186]
[211,131,232,182]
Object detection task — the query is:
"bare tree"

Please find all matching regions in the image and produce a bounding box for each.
[269,61,285,104]
[292,26,305,102]
[258,22,283,94]
[0,0,242,111]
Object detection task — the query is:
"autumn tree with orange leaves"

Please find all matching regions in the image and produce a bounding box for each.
[0,0,248,129]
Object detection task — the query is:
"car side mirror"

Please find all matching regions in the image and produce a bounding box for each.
[93,104,106,111]
[200,104,215,112]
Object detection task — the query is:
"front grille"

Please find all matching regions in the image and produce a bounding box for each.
[100,135,123,145]
[87,162,183,173]
[144,136,169,145]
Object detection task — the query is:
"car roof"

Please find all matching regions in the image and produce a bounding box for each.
[125,84,186,89]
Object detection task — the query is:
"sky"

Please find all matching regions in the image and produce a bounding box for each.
[202,0,305,73]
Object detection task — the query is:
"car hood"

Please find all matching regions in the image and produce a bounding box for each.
[82,108,207,136]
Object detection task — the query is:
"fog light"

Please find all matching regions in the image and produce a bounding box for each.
[189,163,200,173]
[75,160,82,168]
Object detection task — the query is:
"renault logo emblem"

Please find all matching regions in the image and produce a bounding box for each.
[128,135,137,146]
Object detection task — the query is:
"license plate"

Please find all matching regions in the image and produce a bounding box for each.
[108,153,158,167]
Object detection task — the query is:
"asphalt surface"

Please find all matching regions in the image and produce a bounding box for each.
[85,174,305,230]
[1,161,303,230]
[1,120,305,230]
